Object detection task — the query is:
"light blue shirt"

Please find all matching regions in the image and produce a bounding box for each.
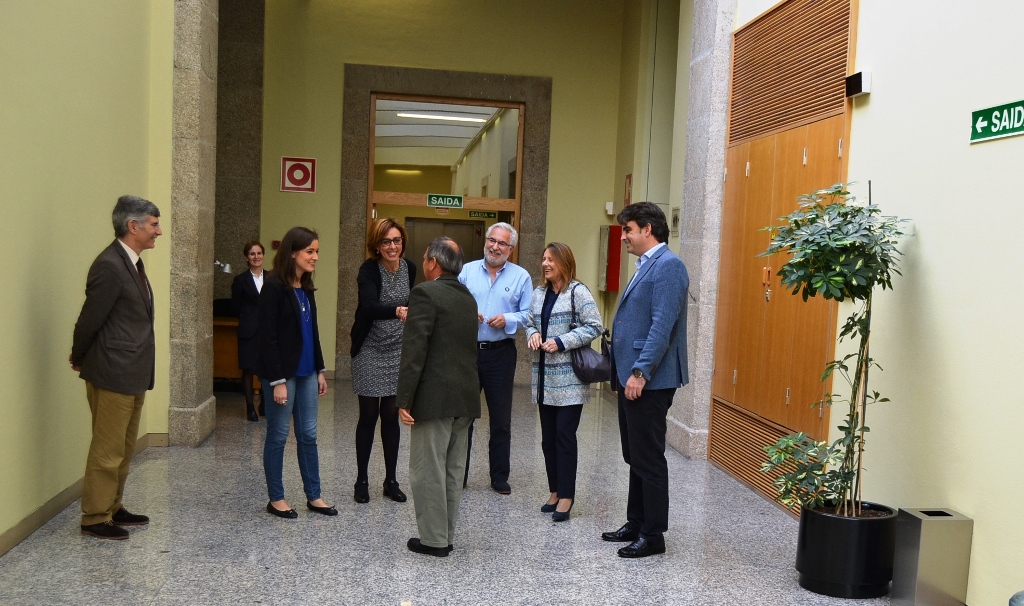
[626,241,666,290]
[458,259,533,342]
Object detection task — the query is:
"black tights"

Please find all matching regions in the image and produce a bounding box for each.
[355,395,400,483]
[241,369,256,413]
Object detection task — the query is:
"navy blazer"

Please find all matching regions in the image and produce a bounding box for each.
[256,276,326,383]
[231,270,261,339]
[611,244,689,390]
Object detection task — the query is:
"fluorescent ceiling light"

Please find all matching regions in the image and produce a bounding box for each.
[385,169,423,175]
[397,112,486,123]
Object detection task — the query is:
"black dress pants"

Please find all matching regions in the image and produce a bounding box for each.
[618,387,675,537]
[466,340,516,484]
[538,403,583,498]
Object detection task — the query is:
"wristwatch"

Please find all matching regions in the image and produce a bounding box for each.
[632,368,645,380]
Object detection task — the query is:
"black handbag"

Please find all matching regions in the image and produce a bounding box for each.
[568,284,611,384]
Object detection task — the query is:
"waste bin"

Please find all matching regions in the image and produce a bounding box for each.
[891,508,973,606]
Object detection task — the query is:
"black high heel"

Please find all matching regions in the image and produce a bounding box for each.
[354,480,370,503]
[552,499,574,522]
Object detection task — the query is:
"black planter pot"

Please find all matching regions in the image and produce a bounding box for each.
[795,502,897,599]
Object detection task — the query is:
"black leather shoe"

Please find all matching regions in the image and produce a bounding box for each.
[246,406,259,422]
[112,507,149,526]
[540,501,557,513]
[81,521,129,540]
[491,480,511,495]
[552,499,574,522]
[266,502,298,519]
[354,481,370,504]
[383,480,407,503]
[601,524,640,542]
[407,538,450,557]
[617,535,666,558]
[307,501,338,516]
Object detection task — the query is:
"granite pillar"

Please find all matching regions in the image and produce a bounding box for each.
[170,0,219,446]
[667,0,736,459]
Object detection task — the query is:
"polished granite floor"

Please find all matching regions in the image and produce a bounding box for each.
[0,381,889,605]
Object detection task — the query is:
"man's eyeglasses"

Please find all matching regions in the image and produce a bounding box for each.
[380,237,403,247]
[486,237,511,249]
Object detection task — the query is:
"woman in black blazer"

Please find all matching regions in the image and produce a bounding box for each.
[349,217,416,504]
[257,227,336,519]
[231,240,265,421]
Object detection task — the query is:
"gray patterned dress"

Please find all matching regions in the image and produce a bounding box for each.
[351,260,409,396]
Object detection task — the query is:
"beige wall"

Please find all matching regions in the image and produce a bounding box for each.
[451,110,519,198]
[261,0,630,368]
[733,0,1024,601]
[374,165,452,195]
[0,1,174,538]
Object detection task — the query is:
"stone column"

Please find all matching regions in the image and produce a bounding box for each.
[667,0,736,459]
[169,0,219,446]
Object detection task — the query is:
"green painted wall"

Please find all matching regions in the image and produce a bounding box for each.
[0,0,174,537]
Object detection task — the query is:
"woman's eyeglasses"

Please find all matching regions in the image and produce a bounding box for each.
[380,237,403,247]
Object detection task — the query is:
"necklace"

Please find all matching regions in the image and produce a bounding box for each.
[381,261,401,288]
[295,288,311,322]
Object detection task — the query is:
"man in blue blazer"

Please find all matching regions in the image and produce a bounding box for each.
[602,202,689,558]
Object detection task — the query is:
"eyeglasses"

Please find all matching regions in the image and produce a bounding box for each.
[486,237,511,249]
[380,237,403,247]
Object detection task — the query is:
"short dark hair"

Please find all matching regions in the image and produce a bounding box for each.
[617,201,669,243]
[366,217,408,259]
[272,227,319,290]
[112,195,160,238]
[426,237,463,275]
[242,240,265,257]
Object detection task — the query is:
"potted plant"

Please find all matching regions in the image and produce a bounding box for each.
[759,183,909,599]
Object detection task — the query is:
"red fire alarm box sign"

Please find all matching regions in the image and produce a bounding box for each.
[281,157,316,192]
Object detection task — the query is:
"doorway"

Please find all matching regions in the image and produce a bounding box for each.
[404,218,485,282]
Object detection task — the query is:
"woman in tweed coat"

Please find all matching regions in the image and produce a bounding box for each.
[525,242,603,521]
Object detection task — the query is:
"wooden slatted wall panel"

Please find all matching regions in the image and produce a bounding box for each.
[709,398,797,514]
[729,0,851,145]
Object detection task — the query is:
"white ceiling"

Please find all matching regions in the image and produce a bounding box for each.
[374,100,498,166]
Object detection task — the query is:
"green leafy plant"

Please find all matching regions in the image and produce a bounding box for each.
[759,183,908,516]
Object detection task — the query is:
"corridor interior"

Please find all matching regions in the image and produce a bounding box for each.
[0,383,888,605]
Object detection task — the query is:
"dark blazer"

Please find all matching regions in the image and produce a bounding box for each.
[350,258,417,357]
[71,240,155,394]
[611,244,689,390]
[256,275,326,383]
[396,274,480,422]
[231,270,262,339]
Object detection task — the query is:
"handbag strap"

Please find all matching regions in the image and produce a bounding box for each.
[568,283,579,328]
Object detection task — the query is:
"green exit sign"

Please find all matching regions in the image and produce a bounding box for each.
[971,100,1024,143]
[469,211,497,219]
[427,194,464,208]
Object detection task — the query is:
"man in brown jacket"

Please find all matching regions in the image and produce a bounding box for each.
[70,195,161,540]
[397,237,480,557]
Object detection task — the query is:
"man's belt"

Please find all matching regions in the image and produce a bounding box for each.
[478,339,514,350]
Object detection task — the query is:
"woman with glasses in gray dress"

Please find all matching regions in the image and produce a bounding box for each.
[349,217,417,504]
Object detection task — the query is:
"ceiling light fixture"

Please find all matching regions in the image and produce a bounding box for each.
[385,169,423,175]
[396,112,486,123]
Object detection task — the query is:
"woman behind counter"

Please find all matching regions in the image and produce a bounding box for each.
[231,240,265,422]
[257,227,336,519]
[525,242,603,522]
[349,218,416,504]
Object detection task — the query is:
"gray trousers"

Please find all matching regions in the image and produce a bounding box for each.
[409,416,473,549]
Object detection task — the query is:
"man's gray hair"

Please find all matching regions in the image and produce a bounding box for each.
[426,237,464,275]
[112,195,161,238]
[486,222,518,248]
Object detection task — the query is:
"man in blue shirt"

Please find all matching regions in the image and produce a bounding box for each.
[458,222,533,494]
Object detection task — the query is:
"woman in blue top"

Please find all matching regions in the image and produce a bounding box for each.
[525,242,603,521]
[257,227,337,519]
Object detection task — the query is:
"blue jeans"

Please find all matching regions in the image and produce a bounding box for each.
[262,375,321,502]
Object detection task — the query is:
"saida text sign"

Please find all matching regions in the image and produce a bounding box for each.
[971,100,1024,144]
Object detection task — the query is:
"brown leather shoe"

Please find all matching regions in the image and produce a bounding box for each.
[81,521,129,540]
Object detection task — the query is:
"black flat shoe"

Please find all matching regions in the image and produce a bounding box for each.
[246,408,259,422]
[81,521,129,540]
[407,538,450,557]
[540,501,557,513]
[266,502,298,519]
[383,480,407,503]
[307,501,338,516]
[354,480,370,504]
[601,523,640,542]
[552,499,574,522]
[491,480,511,495]
[112,507,149,526]
[617,534,666,558]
